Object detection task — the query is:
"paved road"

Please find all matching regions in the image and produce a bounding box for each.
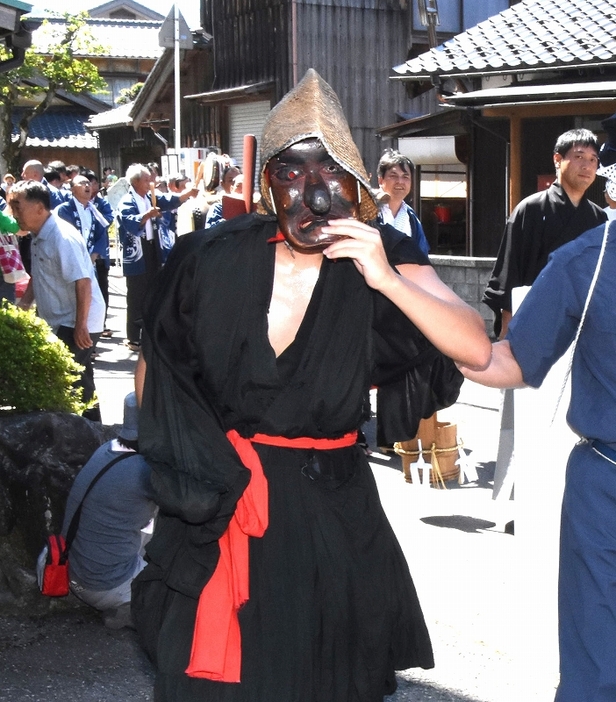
[0,268,560,701]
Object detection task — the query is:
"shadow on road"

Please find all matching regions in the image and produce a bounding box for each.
[420,515,497,533]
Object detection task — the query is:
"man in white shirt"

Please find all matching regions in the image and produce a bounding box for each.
[376,149,430,255]
[55,175,111,259]
[11,179,105,421]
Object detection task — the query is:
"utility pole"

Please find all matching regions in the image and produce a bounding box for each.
[158,5,192,154]
[174,3,181,152]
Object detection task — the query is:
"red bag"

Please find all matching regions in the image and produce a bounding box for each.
[36,454,133,598]
[37,534,70,597]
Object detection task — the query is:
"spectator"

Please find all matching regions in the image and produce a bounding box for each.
[65,164,81,183]
[62,391,157,629]
[101,172,118,196]
[204,165,242,229]
[47,160,69,186]
[481,129,606,503]
[483,128,606,339]
[44,168,63,190]
[84,170,114,336]
[55,175,112,336]
[116,164,197,352]
[1,172,15,199]
[376,149,430,255]
[0,198,21,303]
[167,173,189,194]
[12,180,105,422]
[21,159,68,208]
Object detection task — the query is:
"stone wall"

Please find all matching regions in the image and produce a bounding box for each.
[430,255,497,338]
[0,413,115,610]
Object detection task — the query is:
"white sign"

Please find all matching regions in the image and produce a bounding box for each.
[158,7,192,50]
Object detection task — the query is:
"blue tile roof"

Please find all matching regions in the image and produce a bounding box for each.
[394,0,616,79]
[12,110,98,148]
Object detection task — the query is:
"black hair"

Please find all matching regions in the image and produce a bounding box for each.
[553,129,599,157]
[47,160,67,175]
[82,169,99,183]
[10,179,51,210]
[43,168,61,183]
[117,436,139,452]
[222,165,240,181]
[377,149,413,179]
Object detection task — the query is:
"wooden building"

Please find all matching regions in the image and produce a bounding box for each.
[87,29,213,177]
[10,0,163,172]
[178,0,510,183]
[384,0,616,257]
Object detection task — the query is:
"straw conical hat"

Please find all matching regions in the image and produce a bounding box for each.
[258,69,377,221]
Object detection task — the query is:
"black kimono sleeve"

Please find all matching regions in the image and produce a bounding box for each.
[372,224,464,445]
[139,231,250,528]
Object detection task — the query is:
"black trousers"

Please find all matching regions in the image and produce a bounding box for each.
[125,240,160,344]
[95,258,109,325]
[56,325,101,422]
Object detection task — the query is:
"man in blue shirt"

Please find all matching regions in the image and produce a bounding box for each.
[460,219,616,702]
[62,392,157,629]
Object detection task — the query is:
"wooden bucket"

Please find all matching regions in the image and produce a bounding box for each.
[394,413,459,487]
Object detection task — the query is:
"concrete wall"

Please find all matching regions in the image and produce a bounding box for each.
[430,255,497,337]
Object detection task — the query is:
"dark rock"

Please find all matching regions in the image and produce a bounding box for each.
[0,412,116,608]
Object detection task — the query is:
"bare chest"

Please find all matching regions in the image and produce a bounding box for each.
[267,245,322,357]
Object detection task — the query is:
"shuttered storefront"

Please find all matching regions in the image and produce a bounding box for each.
[228,100,271,181]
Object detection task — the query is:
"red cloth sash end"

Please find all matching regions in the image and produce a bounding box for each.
[185,429,357,682]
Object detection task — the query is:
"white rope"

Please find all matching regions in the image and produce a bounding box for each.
[551,220,611,425]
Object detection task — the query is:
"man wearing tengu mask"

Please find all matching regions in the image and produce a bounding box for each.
[132,69,491,702]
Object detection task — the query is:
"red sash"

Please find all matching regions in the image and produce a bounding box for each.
[185,429,358,682]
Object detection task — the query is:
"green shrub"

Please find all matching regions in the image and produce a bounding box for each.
[0,301,88,414]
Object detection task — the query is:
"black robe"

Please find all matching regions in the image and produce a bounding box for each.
[132,214,462,702]
[483,182,606,335]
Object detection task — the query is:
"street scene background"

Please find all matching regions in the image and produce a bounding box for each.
[0,268,561,701]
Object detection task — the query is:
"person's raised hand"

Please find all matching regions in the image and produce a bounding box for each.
[321,219,396,291]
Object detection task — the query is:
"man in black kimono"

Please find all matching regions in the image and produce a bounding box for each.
[132,69,491,702]
[483,129,606,339]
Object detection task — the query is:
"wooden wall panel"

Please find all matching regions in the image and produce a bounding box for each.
[295,1,410,181]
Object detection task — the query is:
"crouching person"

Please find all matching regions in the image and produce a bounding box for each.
[62,392,157,629]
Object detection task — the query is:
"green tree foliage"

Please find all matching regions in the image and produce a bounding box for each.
[0,12,108,175]
[116,81,143,106]
[0,301,88,414]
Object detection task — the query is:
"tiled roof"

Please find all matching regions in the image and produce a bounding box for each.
[86,100,134,129]
[88,0,164,21]
[12,110,99,148]
[31,16,164,60]
[394,0,616,79]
